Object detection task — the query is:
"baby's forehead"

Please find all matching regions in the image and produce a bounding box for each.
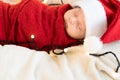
[71,7,82,15]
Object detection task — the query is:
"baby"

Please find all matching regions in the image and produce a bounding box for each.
[0,0,85,52]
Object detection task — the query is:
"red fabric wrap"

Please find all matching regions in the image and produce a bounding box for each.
[0,0,80,51]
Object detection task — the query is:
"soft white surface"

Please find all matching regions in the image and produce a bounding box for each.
[0,41,120,80]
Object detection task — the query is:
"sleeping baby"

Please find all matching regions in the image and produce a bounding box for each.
[0,0,119,53]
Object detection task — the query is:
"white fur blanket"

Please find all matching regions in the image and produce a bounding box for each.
[0,41,120,80]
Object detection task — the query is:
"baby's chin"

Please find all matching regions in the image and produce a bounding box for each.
[67,32,82,40]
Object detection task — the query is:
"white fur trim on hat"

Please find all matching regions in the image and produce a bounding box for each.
[72,0,107,37]
[84,36,103,53]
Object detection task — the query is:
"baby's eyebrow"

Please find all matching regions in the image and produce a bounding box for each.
[73,6,80,8]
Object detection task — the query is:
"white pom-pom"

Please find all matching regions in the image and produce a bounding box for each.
[84,36,103,53]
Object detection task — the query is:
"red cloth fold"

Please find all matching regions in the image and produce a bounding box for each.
[100,0,120,43]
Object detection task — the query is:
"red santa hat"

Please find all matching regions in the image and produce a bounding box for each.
[72,0,117,53]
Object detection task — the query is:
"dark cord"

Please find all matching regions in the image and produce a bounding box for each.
[61,0,64,4]
[90,51,120,72]
[52,40,83,55]
[0,40,38,50]
[52,46,65,55]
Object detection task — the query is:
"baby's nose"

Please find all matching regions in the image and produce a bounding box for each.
[70,17,77,25]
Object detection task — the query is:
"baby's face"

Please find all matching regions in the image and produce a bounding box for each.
[64,7,86,39]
